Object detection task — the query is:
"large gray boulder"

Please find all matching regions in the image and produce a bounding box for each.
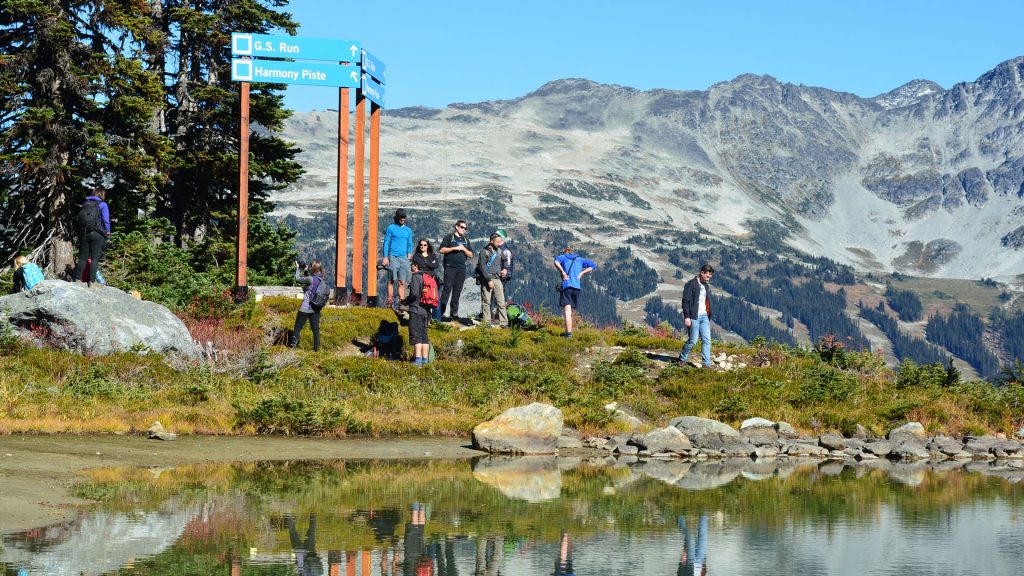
[472,402,563,454]
[0,280,200,357]
[641,426,693,455]
[670,416,741,438]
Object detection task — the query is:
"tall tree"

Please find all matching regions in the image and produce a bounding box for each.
[159,0,303,281]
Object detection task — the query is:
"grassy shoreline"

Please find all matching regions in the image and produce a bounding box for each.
[1,297,1022,438]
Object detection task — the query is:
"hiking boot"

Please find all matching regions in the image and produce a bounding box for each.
[560,332,572,338]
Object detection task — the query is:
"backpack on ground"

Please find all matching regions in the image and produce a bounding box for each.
[420,273,439,307]
[309,276,331,311]
[507,302,534,328]
[21,262,44,290]
[77,200,105,235]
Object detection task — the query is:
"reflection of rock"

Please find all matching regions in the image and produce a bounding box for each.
[642,460,692,486]
[472,402,563,454]
[0,506,197,573]
[675,459,748,490]
[889,462,929,486]
[471,456,562,502]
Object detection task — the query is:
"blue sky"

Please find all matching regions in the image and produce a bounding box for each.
[280,0,1023,111]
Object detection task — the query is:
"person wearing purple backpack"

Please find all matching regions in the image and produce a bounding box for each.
[289,260,327,352]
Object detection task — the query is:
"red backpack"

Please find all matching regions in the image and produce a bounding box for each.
[420,273,439,307]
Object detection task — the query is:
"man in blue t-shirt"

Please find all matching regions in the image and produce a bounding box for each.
[553,247,596,338]
[381,208,413,311]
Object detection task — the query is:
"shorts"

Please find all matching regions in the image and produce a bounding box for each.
[559,287,580,309]
[386,256,411,283]
[408,313,429,345]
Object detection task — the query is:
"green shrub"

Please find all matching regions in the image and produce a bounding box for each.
[879,398,923,422]
[64,364,152,401]
[896,360,950,389]
[791,364,857,406]
[0,321,21,356]
[234,396,358,435]
[714,395,748,421]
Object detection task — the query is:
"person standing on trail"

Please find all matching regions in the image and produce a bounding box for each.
[678,264,715,368]
[438,219,473,321]
[553,247,596,338]
[382,209,414,312]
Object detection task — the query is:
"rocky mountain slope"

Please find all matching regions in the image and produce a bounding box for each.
[273,56,1024,283]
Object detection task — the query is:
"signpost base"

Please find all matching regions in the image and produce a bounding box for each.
[366,295,378,308]
[333,288,349,306]
[351,292,363,306]
[232,285,249,304]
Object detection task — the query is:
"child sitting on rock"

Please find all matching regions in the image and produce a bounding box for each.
[11,256,44,294]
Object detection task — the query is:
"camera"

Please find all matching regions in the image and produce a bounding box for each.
[376,260,387,270]
[296,260,309,273]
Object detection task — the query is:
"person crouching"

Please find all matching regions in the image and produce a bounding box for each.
[404,260,432,366]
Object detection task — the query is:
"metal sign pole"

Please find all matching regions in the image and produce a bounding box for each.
[367,101,381,306]
[234,81,250,303]
[335,85,350,303]
[352,88,366,303]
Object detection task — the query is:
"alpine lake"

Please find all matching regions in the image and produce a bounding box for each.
[2,454,1022,575]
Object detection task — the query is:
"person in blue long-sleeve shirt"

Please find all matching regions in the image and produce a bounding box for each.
[381,208,413,311]
[553,247,596,338]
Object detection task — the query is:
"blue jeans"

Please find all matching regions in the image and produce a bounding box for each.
[679,315,712,367]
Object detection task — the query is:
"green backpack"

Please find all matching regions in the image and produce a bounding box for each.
[507,303,533,328]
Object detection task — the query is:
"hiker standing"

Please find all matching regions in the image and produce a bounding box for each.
[438,219,473,321]
[11,256,44,293]
[411,238,441,318]
[553,247,596,338]
[381,208,413,312]
[405,259,434,366]
[289,260,327,352]
[678,264,715,368]
[477,232,508,327]
[495,229,513,301]
[71,188,110,286]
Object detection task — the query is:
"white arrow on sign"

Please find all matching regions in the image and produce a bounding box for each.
[349,45,358,58]
[350,71,359,82]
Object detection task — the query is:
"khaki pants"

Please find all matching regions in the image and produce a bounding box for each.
[480,279,507,325]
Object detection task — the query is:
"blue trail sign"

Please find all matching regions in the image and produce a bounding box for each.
[361,74,385,107]
[361,50,387,84]
[231,59,361,88]
[231,33,360,63]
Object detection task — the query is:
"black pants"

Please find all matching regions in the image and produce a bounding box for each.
[72,231,106,283]
[290,310,321,351]
[440,265,467,317]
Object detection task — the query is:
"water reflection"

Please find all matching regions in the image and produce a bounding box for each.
[2,457,1022,575]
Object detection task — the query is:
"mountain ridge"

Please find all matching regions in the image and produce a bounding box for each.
[273,56,1024,283]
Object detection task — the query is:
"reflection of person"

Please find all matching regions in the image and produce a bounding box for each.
[677,513,708,576]
[553,247,596,338]
[403,502,430,576]
[288,513,324,576]
[553,531,575,576]
[678,264,715,368]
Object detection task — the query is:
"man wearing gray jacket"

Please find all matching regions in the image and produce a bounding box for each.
[476,232,508,327]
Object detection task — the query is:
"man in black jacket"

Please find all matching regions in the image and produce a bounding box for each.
[678,264,715,368]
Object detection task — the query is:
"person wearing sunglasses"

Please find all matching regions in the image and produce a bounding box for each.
[438,220,473,321]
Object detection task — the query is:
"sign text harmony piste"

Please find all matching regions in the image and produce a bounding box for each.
[231,59,361,88]
[231,33,360,63]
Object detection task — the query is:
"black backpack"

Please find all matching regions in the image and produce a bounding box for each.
[77,200,104,235]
